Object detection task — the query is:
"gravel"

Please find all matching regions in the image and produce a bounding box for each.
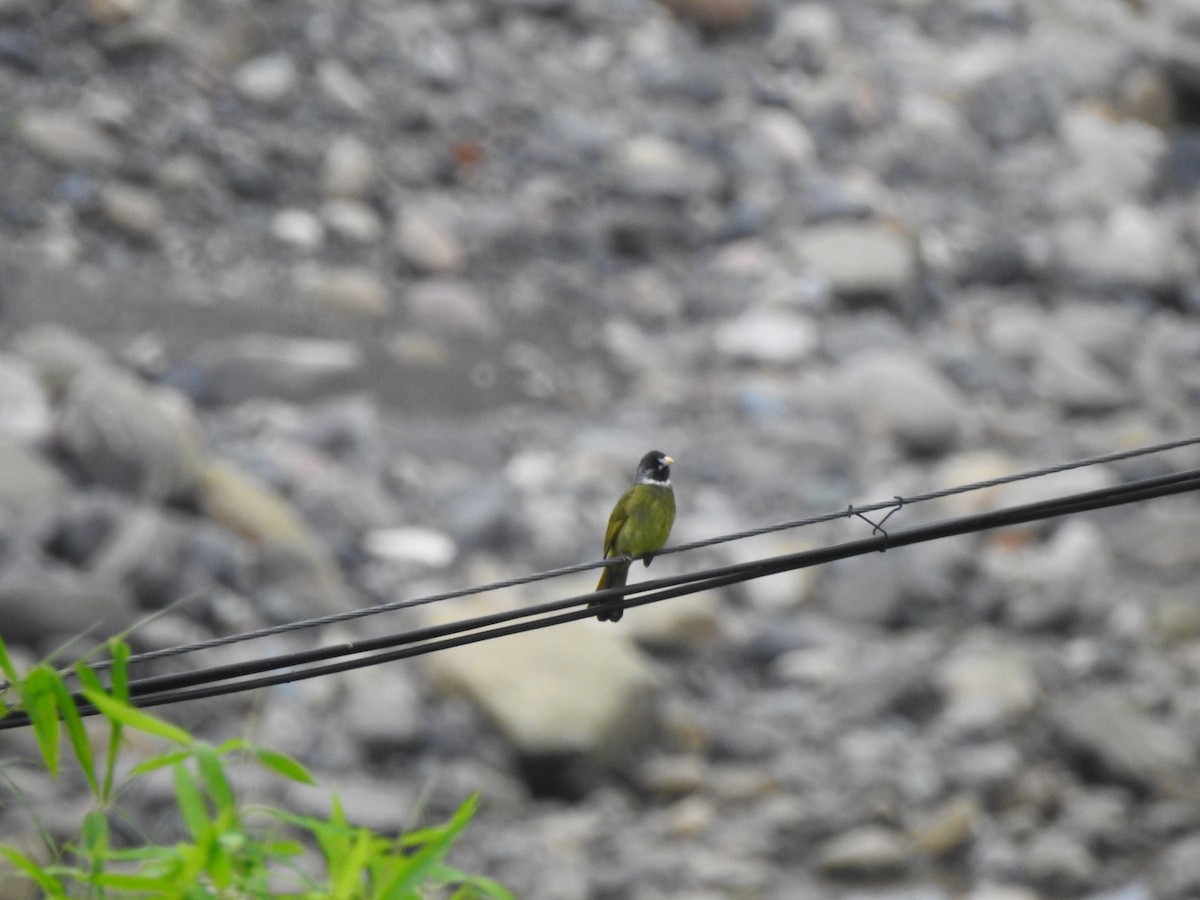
[2,0,1200,896]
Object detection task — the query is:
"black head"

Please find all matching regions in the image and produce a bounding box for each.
[634,450,673,485]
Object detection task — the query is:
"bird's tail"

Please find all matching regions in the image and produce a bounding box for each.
[591,560,630,622]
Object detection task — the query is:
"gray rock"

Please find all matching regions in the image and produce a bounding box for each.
[394,209,466,274]
[184,334,364,404]
[834,350,964,455]
[19,109,121,169]
[270,209,324,251]
[321,199,384,244]
[0,436,67,517]
[1052,108,1165,211]
[232,53,299,107]
[98,182,163,244]
[322,135,375,200]
[426,615,660,795]
[767,3,841,72]
[9,323,110,398]
[1048,688,1195,793]
[405,279,498,339]
[1032,336,1129,412]
[0,549,132,654]
[1021,829,1099,894]
[1109,504,1200,575]
[794,222,919,299]
[1050,206,1192,291]
[959,43,1062,145]
[0,354,53,443]
[315,59,373,116]
[340,665,425,750]
[298,265,390,317]
[816,825,909,879]
[712,309,818,365]
[1155,832,1200,899]
[816,554,907,627]
[937,641,1039,736]
[58,367,203,501]
[611,134,722,201]
[197,459,351,615]
[980,520,1112,631]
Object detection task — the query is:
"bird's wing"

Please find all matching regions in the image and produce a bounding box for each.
[602,489,633,558]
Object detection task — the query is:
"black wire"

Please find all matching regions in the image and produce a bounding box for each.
[67,431,1200,675]
[5,463,1200,731]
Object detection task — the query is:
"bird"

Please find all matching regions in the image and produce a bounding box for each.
[590,450,676,622]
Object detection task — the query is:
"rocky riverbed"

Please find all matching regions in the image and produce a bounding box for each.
[4,0,1200,896]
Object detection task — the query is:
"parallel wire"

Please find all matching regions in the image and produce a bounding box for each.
[4,461,1200,731]
[76,432,1200,673]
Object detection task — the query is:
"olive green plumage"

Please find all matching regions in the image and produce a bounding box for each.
[591,451,676,622]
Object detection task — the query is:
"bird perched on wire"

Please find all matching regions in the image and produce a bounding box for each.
[590,450,676,622]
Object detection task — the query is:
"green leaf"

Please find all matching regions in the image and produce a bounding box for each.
[107,639,130,703]
[90,872,180,892]
[74,661,124,801]
[0,845,66,895]
[52,675,98,795]
[81,810,109,854]
[80,688,191,746]
[434,865,517,900]
[194,744,235,816]
[379,795,479,897]
[253,747,315,785]
[172,763,211,845]
[81,811,109,882]
[129,749,193,776]
[0,633,18,684]
[21,666,62,777]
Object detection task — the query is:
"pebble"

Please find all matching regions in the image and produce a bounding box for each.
[3,2,1200,897]
[98,182,163,243]
[322,135,375,200]
[612,134,722,201]
[793,222,919,299]
[937,642,1039,736]
[712,309,818,366]
[362,526,458,568]
[1020,829,1099,894]
[0,550,132,654]
[315,59,373,116]
[0,354,53,443]
[232,53,299,107]
[394,208,466,274]
[58,367,203,501]
[0,435,67,516]
[271,208,324,250]
[9,323,110,398]
[404,278,497,339]
[180,335,364,404]
[19,109,121,169]
[320,199,383,244]
[1155,832,1200,899]
[426,615,660,796]
[834,350,965,455]
[298,265,390,317]
[1048,688,1194,794]
[816,825,910,880]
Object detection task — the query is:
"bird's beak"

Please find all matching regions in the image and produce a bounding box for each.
[664,456,675,466]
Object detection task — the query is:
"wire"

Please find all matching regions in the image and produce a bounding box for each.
[68,431,1200,674]
[4,462,1200,731]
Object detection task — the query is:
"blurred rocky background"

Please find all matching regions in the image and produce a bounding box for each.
[3,0,1200,896]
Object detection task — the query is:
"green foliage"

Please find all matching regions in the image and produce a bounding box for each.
[0,634,512,900]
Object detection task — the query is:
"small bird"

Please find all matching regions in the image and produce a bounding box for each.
[590,450,676,622]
